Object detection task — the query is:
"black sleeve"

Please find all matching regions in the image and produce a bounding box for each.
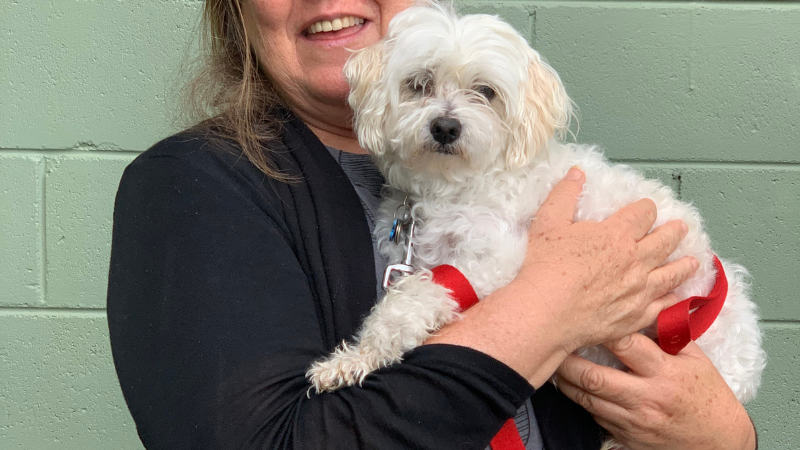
[107,153,534,450]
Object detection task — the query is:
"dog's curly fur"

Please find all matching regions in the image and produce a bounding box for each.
[307,3,766,446]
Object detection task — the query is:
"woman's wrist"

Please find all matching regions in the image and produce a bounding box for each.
[425,279,572,388]
[739,409,758,450]
[721,399,757,450]
[749,414,758,450]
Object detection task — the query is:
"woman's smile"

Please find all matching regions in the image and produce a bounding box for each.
[304,15,366,38]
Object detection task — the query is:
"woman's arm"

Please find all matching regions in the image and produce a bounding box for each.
[555,333,757,450]
[107,153,533,450]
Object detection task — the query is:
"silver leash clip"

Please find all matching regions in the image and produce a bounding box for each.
[382,196,416,290]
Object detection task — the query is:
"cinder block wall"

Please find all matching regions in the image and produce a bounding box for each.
[1,1,797,448]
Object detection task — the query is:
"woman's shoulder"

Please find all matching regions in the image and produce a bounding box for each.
[130,129,260,181]
[133,127,289,191]
[118,129,293,231]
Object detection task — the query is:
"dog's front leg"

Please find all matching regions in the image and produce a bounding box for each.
[306,271,461,393]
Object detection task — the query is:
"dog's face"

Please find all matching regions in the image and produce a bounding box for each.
[345,4,572,193]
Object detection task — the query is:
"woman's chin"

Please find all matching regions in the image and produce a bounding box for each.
[308,73,354,107]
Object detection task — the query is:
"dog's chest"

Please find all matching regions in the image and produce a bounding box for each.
[412,206,532,298]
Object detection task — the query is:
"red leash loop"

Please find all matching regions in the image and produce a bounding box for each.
[430,265,526,450]
[657,255,728,355]
[431,264,479,309]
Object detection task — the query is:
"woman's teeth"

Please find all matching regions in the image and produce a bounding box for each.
[307,16,365,34]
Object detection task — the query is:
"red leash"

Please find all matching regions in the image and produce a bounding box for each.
[431,265,526,450]
[430,256,728,448]
[657,255,728,355]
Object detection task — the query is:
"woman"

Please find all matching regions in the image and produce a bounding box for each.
[107,1,757,449]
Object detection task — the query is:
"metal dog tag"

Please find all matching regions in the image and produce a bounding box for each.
[389,219,402,243]
[390,198,413,243]
[382,221,416,290]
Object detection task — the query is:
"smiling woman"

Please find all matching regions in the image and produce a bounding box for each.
[184,0,412,175]
[238,0,412,154]
[106,1,756,449]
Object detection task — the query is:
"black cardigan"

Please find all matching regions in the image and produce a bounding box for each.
[107,112,604,449]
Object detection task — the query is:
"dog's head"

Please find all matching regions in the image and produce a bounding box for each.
[346,3,572,193]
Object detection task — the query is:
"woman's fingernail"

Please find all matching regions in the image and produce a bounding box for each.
[681,221,689,236]
[566,166,583,180]
[691,257,699,270]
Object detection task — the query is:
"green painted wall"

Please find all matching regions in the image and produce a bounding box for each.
[1,0,797,448]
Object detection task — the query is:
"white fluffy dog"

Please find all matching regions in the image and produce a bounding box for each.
[307,2,765,437]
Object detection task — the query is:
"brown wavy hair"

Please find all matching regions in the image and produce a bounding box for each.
[185,0,289,180]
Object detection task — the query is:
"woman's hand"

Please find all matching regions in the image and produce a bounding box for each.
[555,333,757,450]
[517,166,699,352]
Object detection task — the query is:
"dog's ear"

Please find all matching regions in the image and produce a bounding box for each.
[345,41,389,155]
[507,48,572,169]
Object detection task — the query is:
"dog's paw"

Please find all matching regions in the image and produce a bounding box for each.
[306,346,376,395]
[306,359,348,394]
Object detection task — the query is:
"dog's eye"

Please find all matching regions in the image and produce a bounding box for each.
[476,85,496,101]
[405,76,432,96]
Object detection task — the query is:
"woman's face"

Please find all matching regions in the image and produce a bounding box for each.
[243,0,413,124]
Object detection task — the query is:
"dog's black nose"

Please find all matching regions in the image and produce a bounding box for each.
[430,117,461,146]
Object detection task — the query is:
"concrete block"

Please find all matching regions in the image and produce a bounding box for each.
[623,163,682,196]
[680,168,800,321]
[460,2,533,41]
[747,323,800,450]
[0,155,43,306]
[0,313,143,450]
[0,0,202,151]
[531,3,800,162]
[45,155,134,308]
